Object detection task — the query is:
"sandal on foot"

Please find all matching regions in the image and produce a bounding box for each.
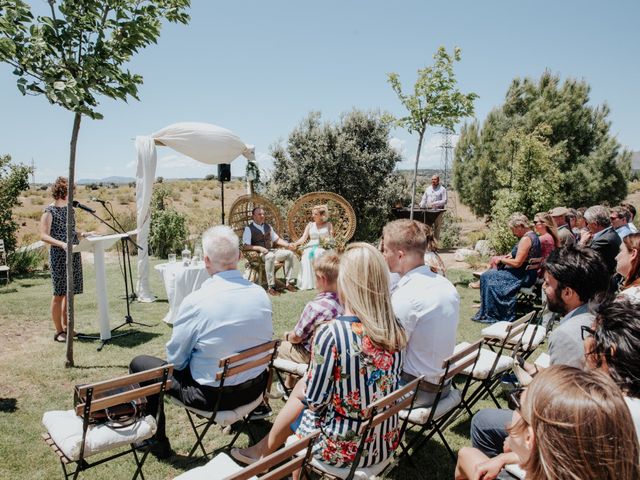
[54,331,66,342]
[230,448,260,465]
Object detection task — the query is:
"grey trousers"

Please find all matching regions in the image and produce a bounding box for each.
[470,408,512,457]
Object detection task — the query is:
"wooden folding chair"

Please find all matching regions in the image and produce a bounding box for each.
[481,310,545,359]
[271,357,308,399]
[302,376,422,480]
[170,340,280,459]
[174,432,321,480]
[517,257,544,312]
[400,341,483,461]
[455,314,535,411]
[42,364,173,480]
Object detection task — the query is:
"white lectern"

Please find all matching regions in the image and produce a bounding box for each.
[74,232,131,342]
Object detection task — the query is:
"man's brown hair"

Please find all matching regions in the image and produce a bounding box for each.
[382,219,427,255]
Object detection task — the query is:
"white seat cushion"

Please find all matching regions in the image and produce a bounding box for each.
[454,342,513,380]
[273,358,308,377]
[173,452,256,480]
[285,435,392,480]
[505,463,526,478]
[42,410,157,462]
[169,394,263,427]
[481,323,546,351]
[399,388,462,425]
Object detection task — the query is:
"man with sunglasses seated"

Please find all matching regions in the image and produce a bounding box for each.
[470,244,609,460]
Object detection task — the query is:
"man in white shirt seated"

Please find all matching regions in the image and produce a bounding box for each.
[242,206,296,296]
[382,219,460,407]
[129,225,273,458]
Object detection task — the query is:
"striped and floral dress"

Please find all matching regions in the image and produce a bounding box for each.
[296,316,404,468]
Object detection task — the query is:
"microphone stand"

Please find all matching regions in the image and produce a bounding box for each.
[76,204,151,351]
[95,199,140,301]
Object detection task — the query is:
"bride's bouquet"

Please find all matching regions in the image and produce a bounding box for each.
[319,237,337,250]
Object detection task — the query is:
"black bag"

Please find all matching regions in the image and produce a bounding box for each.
[75,384,147,429]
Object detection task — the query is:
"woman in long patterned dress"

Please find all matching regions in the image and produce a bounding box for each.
[39,177,85,342]
[294,204,334,290]
[472,213,541,324]
[232,243,407,473]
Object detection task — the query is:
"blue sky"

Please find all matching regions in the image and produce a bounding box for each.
[1,0,638,183]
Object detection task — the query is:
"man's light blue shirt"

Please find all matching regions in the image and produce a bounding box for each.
[166,269,273,387]
[616,224,632,239]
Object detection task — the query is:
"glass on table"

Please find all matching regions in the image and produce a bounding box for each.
[168,253,177,263]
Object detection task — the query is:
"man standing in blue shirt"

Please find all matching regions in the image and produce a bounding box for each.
[130,225,273,458]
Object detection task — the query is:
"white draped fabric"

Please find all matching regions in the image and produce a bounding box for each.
[135,122,254,302]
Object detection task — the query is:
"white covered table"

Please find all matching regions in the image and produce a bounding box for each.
[155,262,210,324]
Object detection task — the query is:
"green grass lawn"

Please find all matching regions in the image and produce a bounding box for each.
[0,258,526,479]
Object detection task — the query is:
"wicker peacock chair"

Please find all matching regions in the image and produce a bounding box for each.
[287,192,357,251]
[228,194,285,287]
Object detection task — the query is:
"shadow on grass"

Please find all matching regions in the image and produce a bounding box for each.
[393,430,456,479]
[0,398,18,413]
[75,330,162,349]
[165,419,274,472]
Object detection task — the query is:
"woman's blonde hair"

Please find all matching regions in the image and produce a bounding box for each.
[337,242,406,352]
[509,365,640,480]
[533,212,560,247]
[312,204,329,222]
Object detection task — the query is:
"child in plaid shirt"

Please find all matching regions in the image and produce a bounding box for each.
[279,252,343,387]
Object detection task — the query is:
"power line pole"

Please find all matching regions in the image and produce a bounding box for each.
[439,127,454,188]
[31,157,36,187]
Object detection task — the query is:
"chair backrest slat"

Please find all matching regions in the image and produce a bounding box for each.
[215,353,273,381]
[225,432,320,480]
[368,394,415,431]
[442,340,483,382]
[367,377,422,412]
[75,365,173,398]
[218,340,279,367]
[75,380,172,416]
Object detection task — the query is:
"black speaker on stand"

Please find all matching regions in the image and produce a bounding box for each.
[218,163,231,224]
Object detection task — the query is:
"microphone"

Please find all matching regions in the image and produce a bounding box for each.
[90,196,108,204]
[72,200,96,214]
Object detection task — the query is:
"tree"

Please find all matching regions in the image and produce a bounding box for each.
[454,71,631,217]
[0,0,190,367]
[387,46,477,218]
[267,110,403,241]
[0,154,31,253]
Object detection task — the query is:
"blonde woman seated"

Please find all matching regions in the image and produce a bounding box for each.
[455,365,639,480]
[423,223,446,276]
[293,204,334,290]
[232,243,407,474]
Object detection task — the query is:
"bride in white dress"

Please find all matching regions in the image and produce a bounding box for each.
[294,205,334,290]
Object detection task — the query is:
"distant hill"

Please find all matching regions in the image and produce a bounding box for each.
[76,176,135,185]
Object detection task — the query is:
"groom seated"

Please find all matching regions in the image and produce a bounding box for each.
[242,206,297,296]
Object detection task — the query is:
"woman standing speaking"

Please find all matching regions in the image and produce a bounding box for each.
[40,177,86,342]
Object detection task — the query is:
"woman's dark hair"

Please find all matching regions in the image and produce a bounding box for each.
[622,233,640,287]
[589,298,640,398]
[51,176,68,200]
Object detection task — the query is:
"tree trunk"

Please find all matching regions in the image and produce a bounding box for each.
[409,130,425,220]
[65,112,82,368]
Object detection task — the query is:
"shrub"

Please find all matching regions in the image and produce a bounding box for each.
[30,196,44,205]
[439,211,461,249]
[8,246,46,275]
[149,209,188,258]
[0,154,31,252]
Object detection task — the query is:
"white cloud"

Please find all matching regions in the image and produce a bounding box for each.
[389,137,406,156]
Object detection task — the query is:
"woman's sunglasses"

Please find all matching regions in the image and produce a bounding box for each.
[581,325,596,341]
[508,387,525,411]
